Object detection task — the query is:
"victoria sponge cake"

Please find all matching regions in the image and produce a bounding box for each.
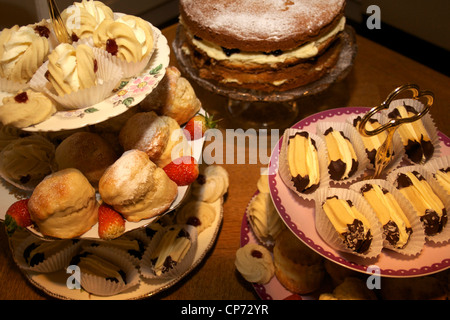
[178,0,347,92]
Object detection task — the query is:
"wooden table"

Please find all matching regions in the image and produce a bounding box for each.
[0,23,449,300]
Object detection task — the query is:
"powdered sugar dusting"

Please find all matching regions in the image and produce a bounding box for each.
[181,0,345,42]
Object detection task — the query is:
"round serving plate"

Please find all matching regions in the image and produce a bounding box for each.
[267,107,450,277]
[20,19,170,132]
[9,198,223,300]
[0,98,206,240]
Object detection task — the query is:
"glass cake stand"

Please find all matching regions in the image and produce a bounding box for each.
[173,25,358,129]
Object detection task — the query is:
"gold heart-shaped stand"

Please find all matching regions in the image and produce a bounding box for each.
[47,0,72,44]
[358,84,435,179]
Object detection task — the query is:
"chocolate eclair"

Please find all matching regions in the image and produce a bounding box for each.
[433,167,450,194]
[70,251,128,285]
[353,116,389,166]
[360,183,412,249]
[287,131,321,193]
[23,239,78,267]
[396,171,447,236]
[149,225,192,276]
[321,196,373,254]
[323,127,358,180]
[388,104,434,164]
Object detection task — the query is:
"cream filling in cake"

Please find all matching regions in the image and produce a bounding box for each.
[52,43,81,91]
[182,16,346,65]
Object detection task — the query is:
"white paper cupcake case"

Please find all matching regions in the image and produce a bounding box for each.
[346,113,405,175]
[424,155,450,195]
[314,187,384,259]
[387,165,450,244]
[29,47,123,110]
[350,179,425,256]
[381,98,441,165]
[0,77,29,93]
[316,121,370,185]
[139,224,198,280]
[76,245,140,297]
[278,128,331,202]
[14,235,82,273]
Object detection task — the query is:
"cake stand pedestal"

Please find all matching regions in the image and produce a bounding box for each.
[173,25,358,129]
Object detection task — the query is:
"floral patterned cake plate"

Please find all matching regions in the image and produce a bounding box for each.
[21,23,170,132]
[267,107,450,277]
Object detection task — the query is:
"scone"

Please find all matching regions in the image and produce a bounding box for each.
[0,23,50,84]
[140,66,201,125]
[46,43,97,96]
[119,111,188,168]
[98,149,178,222]
[28,168,99,239]
[93,14,154,63]
[0,90,56,128]
[55,132,118,188]
[273,229,325,294]
[61,0,114,42]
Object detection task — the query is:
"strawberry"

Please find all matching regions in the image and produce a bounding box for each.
[183,113,218,140]
[163,156,199,186]
[5,199,32,237]
[98,204,125,240]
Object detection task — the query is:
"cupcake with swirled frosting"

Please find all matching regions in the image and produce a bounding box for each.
[61,0,114,42]
[93,14,155,77]
[0,23,50,91]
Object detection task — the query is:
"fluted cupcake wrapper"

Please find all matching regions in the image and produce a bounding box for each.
[75,245,140,297]
[278,128,331,202]
[139,224,198,280]
[314,187,384,259]
[387,165,450,244]
[14,235,82,273]
[29,47,123,110]
[316,121,370,185]
[350,179,425,256]
[424,155,450,195]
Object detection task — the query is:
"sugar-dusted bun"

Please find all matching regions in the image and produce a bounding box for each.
[273,229,325,294]
[140,66,201,125]
[55,132,118,188]
[99,149,177,222]
[28,168,99,239]
[119,111,188,167]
